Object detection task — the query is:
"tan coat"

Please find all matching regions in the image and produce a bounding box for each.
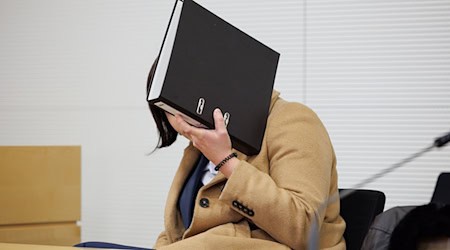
[154,91,346,250]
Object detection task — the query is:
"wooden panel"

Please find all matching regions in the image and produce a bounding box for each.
[0,243,81,250]
[0,223,80,246]
[0,146,81,225]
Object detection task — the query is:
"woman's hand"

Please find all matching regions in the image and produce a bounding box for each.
[169,108,233,165]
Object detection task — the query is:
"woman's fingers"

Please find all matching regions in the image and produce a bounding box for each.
[175,115,202,140]
[213,108,226,133]
[173,110,232,164]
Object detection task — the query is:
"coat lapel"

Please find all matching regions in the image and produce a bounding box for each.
[164,143,200,242]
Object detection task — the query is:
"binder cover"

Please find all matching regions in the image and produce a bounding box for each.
[148,0,280,155]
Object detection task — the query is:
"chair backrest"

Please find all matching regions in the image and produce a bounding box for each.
[339,189,386,250]
[431,172,450,205]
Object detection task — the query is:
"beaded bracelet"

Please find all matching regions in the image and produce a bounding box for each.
[214,152,238,171]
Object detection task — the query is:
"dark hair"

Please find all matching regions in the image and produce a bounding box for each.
[147,58,178,148]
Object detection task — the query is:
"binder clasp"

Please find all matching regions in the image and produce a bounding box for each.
[223,112,230,127]
[196,98,205,115]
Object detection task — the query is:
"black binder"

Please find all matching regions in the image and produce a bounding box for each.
[148,0,280,155]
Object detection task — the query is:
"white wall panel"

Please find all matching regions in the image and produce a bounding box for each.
[305,0,450,209]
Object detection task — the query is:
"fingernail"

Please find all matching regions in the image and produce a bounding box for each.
[215,108,221,113]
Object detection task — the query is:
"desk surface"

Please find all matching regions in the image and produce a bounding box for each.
[0,243,105,250]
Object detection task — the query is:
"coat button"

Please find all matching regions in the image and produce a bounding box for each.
[199,198,209,208]
[232,200,239,207]
[248,210,255,217]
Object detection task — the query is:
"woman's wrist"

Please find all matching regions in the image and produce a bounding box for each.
[214,152,238,171]
[218,157,239,178]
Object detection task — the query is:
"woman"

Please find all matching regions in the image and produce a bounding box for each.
[147,60,346,250]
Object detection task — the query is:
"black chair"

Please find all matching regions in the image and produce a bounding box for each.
[431,172,450,205]
[339,189,386,250]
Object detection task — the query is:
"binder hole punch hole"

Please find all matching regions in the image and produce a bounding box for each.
[196,98,205,115]
[223,112,230,127]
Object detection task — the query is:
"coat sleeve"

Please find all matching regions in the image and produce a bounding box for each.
[218,101,335,250]
[154,230,170,249]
